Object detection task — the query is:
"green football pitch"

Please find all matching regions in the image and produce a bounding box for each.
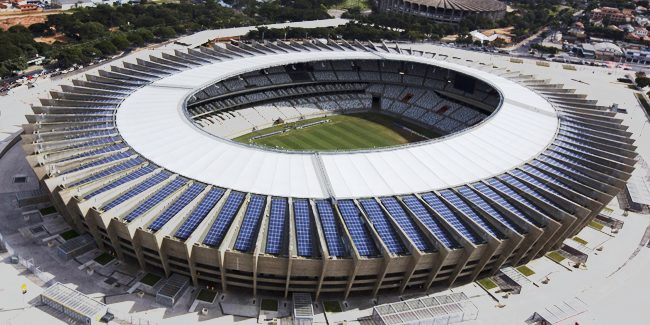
[232,113,441,151]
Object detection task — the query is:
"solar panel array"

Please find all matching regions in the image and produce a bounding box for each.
[84,164,155,199]
[337,201,378,256]
[149,183,206,231]
[539,155,588,178]
[439,190,504,239]
[499,174,565,212]
[293,200,314,257]
[509,171,572,213]
[379,198,431,251]
[233,196,266,252]
[61,151,131,175]
[102,171,171,211]
[360,199,406,254]
[57,143,124,163]
[472,182,542,227]
[174,188,225,239]
[203,192,245,246]
[266,198,287,255]
[401,196,457,248]
[421,193,482,244]
[522,165,572,190]
[123,178,188,222]
[315,201,346,257]
[69,157,144,188]
[457,186,523,234]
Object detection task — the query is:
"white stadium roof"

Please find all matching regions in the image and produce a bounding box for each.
[117,51,558,199]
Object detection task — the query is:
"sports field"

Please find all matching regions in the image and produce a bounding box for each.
[233,113,441,151]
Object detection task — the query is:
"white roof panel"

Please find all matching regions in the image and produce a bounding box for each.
[116,51,559,199]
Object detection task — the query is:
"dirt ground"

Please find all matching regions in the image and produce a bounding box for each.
[34,34,72,44]
[0,11,64,31]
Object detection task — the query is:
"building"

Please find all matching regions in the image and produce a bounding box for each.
[577,42,625,60]
[15,3,38,11]
[626,49,650,64]
[635,27,648,36]
[24,41,635,300]
[378,0,506,24]
[590,7,633,23]
[52,0,93,10]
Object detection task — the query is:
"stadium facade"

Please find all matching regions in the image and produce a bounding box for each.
[377,0,507,24]
[23,40,635,300]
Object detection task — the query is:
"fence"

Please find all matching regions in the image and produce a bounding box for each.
[0,231,159,325]
[0,231,55,287]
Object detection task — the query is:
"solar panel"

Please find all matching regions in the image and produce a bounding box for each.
[123,177,188,222]
[539,154,588,177]
[69,157,144,188]
[84,165,155,199]
[266,198,287,255]
[439,190,504,239]
[556,135,599,151]
[359,200,406,254]
[56,144,124,163]
[498,174,567,213]
[550,144,600,166]
[315,201,346,257]
[457,187,523,234]
[59,136,120,152]
[62,151,131,175]
[473,182,542,227]
[293,200,314,257]
[174,188,225,239]
[233,196,266,251]
[511,170,570,203]
[528,162,579,185]
[149,183,206,231]
[378,198,430,251]
[103,171,171,211]
[401,196,457,248]
[337,201,377,256]
[203,192,245,246]
[421,193,482,244]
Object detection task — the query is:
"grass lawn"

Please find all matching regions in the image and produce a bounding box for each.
[516,265,536,277]
[636,93,650,116]
[331,0,372,10]
[233,113,440,151]
[139,273,162,287]
[59,229,79,241]
[477,277,497,290]
[260,298,278,312]
[323,301,342,313]
[573,237,588,245]
[196,289,217,303]
[94,253,115,266]
[39,206,57,216]
[547,251,566,263]
[589,221,604,230]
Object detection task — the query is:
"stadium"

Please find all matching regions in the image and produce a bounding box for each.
[377,0,507,24]
[23,39,635,302]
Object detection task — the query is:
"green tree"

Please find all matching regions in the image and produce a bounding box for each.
[8,25,29,33]
[56,47,85,67]
[111,36,131,50]
[95,40,118,55]
[28,23,51,36]
[173,25,186,35]
[127,33,144,46]
[154,26,176,39]
[139,29,155,43]
[77,22,108,40]
[636,76,650,88]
